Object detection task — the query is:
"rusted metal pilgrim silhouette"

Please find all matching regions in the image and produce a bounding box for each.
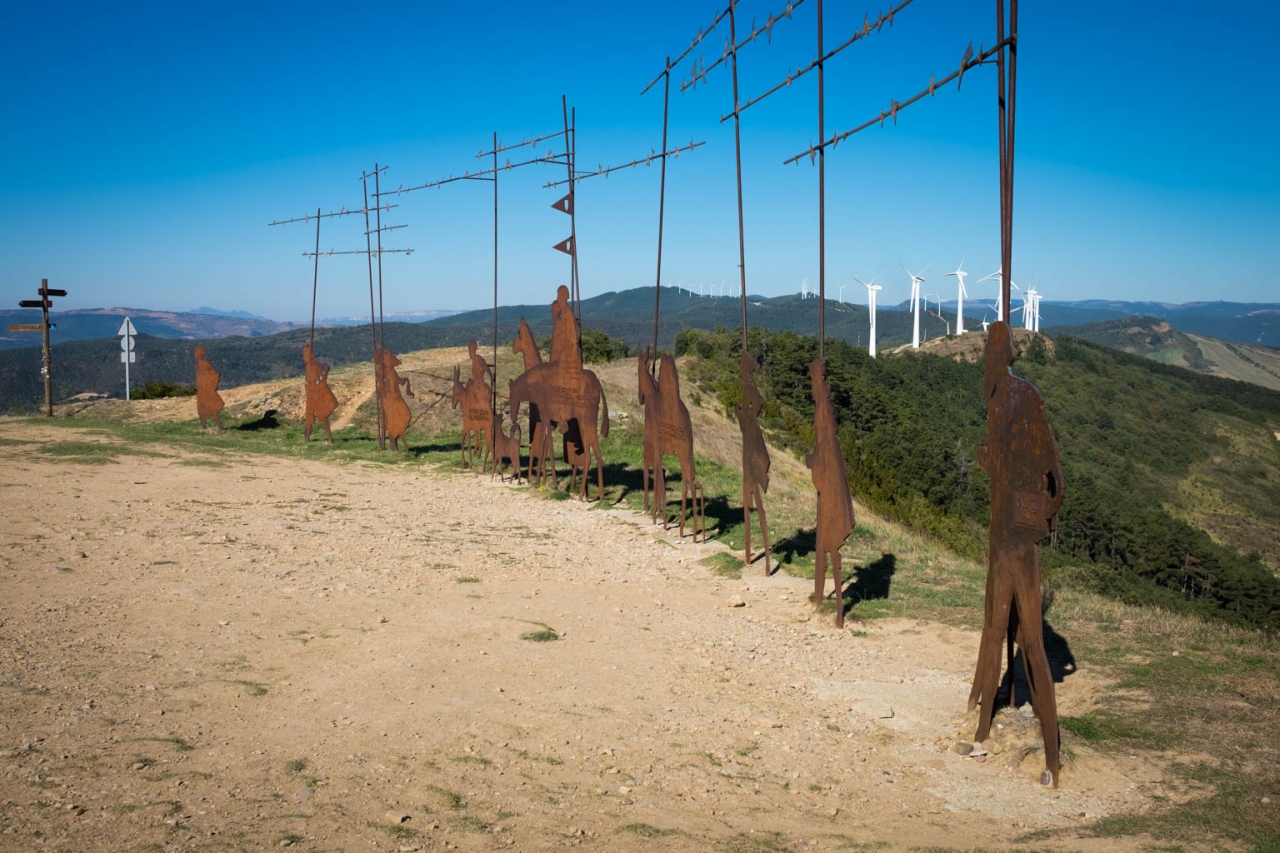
[376,348,414,453]
[806,357,855,628]
[451,340,496,470]
[737,350,772,572]
[302,344,339,442]
[508,285,609,500]
[511,318,557,486]
[637,347,704,540]
[451,363,491,471]
[193,345,224,430]
[968,321,1065,787]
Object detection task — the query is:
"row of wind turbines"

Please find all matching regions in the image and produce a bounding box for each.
[856,261,1043,358]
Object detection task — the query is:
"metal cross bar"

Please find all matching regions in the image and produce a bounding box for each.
[365,223,408,236]
[376,151,571,197]
[641,6,730,94]
[680,0,807,93]
[724,0,915,122]
[783,37,1010,164]
[477,129,567,159]
[302,248,414,258]
[542,140,705,188]
[268,204,396,226]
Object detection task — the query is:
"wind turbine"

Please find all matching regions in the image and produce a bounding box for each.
[801,277,809,300]
[945,260,969,334]
[977,268,1019,323]
[903,264,929,349]
[855,275,883,358]
[1021,288,1037,330]
[839,283,847,304]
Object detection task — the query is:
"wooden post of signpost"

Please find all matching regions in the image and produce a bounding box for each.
[13,279,66,417]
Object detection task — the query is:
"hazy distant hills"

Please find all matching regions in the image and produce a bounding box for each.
[0,307,307,352]
[1048,316,1280,392]
[919,298,1280,347]
[2,286,1279,411]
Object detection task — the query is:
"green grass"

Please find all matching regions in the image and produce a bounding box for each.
[424,785,465,810]
[721,831,794,853]
[218,679,267,696]
[520,627,559,642]
[700,551,744,579]
[617,822,679,838]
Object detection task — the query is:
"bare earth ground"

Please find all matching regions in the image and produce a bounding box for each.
[0,415,1190,851]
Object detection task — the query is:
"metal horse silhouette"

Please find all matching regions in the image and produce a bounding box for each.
[511,317,557,486]
[637,347,704,541]
[377,348,414,453]
[968,321,1065,787]
[194,345,224,430]
[508,287,609,500]
[806,357,855,627]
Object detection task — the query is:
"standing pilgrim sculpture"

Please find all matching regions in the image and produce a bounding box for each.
[637,347,704,540]
[737,350,772,572]
[968,321,1065,788]
[302,344,339,443]
[194,345,224,431]
[508,285,609,500]
[806,358,855,627]
[451,340,495,470]
[376,349,414,454]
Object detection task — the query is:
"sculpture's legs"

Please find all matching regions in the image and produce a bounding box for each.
[813,548,828,609]
[832,551,844,628]
[756,497,772,575]
[1013,570,1060,787]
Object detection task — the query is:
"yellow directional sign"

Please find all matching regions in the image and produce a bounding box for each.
[7,324,43,332]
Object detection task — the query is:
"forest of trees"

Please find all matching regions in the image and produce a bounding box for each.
[675,326,1280,633]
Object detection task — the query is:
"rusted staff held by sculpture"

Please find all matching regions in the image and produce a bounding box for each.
[303,344,339,442]
[737,350,772,572]
[806,358,855,627]
[194,345,224,431]
[377,349,414,454]
[512,317,557,487]
[969,321,1064,787]
[638,348,705,541]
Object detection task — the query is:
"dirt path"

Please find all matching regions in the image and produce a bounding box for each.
[0,422,1178,851]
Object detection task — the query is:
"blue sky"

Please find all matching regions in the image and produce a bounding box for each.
[2,0,1277,321]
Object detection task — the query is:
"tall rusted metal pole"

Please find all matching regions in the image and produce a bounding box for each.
[817,0,826,360]
[493,130,500,415]
[375,166,387,354]
[652,56,672,364]
[310,208,320,349]
[729,0,750,349]
[362,169,385,450]
[997,0,1017,322]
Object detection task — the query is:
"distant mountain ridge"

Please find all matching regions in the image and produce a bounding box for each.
[0,307,309,352]
[1048,315,1280,392]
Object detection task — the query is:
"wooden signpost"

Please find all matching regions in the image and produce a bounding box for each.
[14,279,66,416]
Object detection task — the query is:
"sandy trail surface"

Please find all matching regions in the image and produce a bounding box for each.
[0,422,1176,851]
